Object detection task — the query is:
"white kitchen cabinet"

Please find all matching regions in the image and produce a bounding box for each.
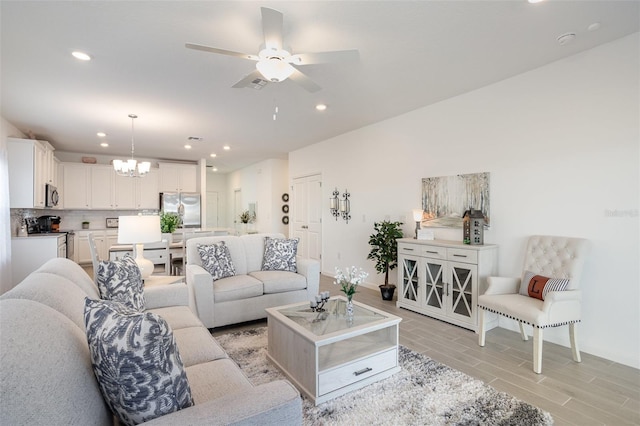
[11,234,66,285]
[62,163,159,210]
[136,168,159,209]
[7,137,56,209]
[63,163,91,209]
[396,239,498,332]
[77,230,118,264]
[158,163,197,193]
[90,166,114,209]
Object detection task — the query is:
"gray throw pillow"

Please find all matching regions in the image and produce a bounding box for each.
[84,298,193,426]
[197,241,236,281]
[96,254,145,311]
[261,236,299,272]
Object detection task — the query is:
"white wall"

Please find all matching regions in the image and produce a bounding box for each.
[1,117,26,294]
[226,158,289,234]
[290,34,639,368]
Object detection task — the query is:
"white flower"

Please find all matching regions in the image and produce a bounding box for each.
[333,266,368,297]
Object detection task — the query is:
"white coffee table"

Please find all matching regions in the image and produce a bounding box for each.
[266,296,401,405]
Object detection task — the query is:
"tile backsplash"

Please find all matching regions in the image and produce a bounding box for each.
[10,208,159,236]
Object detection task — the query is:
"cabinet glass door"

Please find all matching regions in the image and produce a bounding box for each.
[400,257,419,303]
[449,263,475,323]
[424,260,444,310]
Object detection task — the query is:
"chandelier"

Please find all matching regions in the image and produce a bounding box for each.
[113,114,151,177]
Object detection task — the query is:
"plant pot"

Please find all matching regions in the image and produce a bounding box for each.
[379,284,396,301]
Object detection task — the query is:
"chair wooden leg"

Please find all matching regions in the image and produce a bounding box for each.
[519,322,528,341]
[533,327,543,374]
[570,323,582,363]
[478,308,486,347]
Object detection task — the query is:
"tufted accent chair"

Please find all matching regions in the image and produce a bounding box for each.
[477,235,590,374]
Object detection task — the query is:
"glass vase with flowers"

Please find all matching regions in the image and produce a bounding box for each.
[334,266,368,317]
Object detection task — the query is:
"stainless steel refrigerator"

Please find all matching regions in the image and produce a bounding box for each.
[160,192,201,228]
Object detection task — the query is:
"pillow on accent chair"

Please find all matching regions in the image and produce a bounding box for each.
[197,241,236,281]
[83,298,194,426]
[96,254,145,311]
[519,270,571,301]
[261,237,299,272]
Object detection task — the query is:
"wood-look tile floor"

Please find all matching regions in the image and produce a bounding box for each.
[213,274,639,426]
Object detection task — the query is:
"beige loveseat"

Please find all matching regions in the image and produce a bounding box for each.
[186,233,320,329]
[0,257,302,425]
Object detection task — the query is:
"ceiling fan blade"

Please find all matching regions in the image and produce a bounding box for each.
[185,43,258,60]
[232,69,269,90]
[289,49,360,65]
[261,7,283,51]
[288,68,322,93]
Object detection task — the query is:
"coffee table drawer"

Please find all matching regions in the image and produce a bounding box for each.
[318,348,397,396]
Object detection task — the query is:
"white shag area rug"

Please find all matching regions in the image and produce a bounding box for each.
[215,327,554,426]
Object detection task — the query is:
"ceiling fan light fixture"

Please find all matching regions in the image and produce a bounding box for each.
[256,58,295,82]
[256,48,295,82]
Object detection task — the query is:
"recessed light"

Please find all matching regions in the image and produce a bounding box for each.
[97,132,106,137]
[100,142,109,148]
[212,167,218,172]
[223,145,230,151]
[210,153,217,158]
[184,144,192,150]
[316,104,327,111]
[528,0,545,3]
[71,51,91,61]
[557,33,576,46]
[587,22,601,32]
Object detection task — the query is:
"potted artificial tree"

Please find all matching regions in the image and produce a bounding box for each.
[367,220,404,300]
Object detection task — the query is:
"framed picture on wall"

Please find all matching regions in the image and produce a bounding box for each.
[421,172,490,228]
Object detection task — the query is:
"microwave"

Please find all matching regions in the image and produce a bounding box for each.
[45,183,59,207]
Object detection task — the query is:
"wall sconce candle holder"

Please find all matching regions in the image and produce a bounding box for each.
[340,190,351,223]
[329,188,340,220]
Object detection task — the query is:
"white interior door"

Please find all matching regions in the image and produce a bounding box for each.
[206,191,219,227]
[292,174,322,263]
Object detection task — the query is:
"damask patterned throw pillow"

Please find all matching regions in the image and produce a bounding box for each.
[83,298,194,426]
[197,241,236,281]
[519,270,571,301]
[261,236,299,272]
[96,254,145,311]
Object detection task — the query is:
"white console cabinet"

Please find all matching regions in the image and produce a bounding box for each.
[396,238,498,332]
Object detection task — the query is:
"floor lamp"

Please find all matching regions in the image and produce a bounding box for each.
[118,215,161,279]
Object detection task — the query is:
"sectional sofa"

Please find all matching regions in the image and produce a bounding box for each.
[0,257,302,425]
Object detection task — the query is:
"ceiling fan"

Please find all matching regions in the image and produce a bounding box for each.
[186,7,359,93]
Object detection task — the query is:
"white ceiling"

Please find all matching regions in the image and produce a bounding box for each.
[2,1,638,173]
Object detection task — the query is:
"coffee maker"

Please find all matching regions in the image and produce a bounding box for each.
[37,215,62,233]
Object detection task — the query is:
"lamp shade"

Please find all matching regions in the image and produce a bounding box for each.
[118,215,161,244]
[412,209,423,222]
